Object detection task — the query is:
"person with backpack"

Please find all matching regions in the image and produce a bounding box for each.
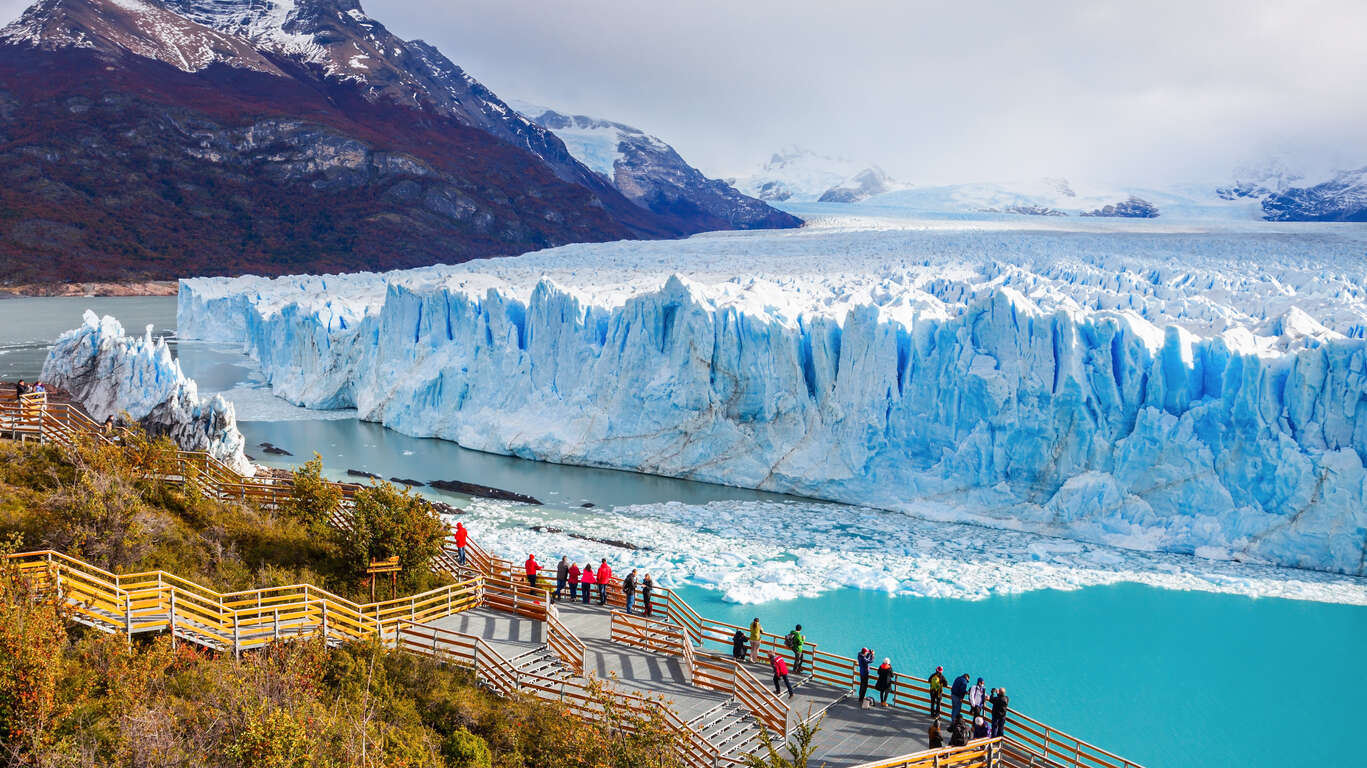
[732,629,748,661]
[623,569,639,613]
[951,673,970,724]
[928,720,944,749]
[874,658,894,707]
[567,561,581,601]
[857,648,874,707]
[641,573,654,615]
[990,687,1009,736]
[596,559,612,605]
[928,666,948,719]
[950,715,972,747]
[785,625,807,673]
[969,677,987,718]
[749,618,762,662]
[524,554,539,589]
[770,653,793,698]
[579,561,596,603]
[554,556,570,602]
[453,522,468,565]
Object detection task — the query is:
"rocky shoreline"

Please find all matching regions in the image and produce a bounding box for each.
[0,281,179,298]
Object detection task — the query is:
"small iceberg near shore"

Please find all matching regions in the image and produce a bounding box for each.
[42,310,254,476]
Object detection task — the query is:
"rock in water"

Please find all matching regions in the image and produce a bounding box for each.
[41,311,253,475]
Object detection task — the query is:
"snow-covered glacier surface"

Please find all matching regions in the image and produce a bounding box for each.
[180,216,1367,575]
[43,311,254,475]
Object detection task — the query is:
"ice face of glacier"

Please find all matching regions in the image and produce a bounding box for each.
[42,311,254,476]
[179,219,1367,574]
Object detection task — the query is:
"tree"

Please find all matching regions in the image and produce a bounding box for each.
[744,713,823,768]
[284,453,342,529]
[337,482,445,588]
[0,552,67,757]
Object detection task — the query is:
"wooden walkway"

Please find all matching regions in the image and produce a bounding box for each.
[2,386,1144,768]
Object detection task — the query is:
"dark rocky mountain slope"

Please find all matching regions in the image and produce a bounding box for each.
[0,0,788,285]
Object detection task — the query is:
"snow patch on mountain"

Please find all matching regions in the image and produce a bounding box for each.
[818,167,903,203]
[42,311,254,474]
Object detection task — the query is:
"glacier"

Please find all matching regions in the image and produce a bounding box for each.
[179,215,1367,575]
[42,311,254,475]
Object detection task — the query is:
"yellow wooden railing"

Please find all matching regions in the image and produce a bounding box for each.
[4,550,482,656]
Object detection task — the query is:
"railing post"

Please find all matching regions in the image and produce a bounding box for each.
[168,589,177,648]
[274,608,280,641]
[233,615,240,660]
[321,602,329,641]
[124,594,133,648]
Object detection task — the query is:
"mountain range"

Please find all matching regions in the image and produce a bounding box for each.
[0,0,796,286]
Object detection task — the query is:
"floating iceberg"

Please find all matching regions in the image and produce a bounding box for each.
[179,219,1367,574]
[43,311,254,475]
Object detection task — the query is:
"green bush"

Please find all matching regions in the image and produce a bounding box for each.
[285,453,343,529]
[444,728,492,768]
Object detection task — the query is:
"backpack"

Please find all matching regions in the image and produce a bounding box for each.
[784,631,797,650]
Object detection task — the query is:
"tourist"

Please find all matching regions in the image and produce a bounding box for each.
[580,561,595,603]
[969,677,986,718]
[770,653,794,698]
[14,380,26,398]
[623,568,639,613]
[950,715,972,747]
[785,625,807,673]
[33,381,44,393]
[596,558,611,605]
[641,573,654,615]
[453,522,468,566]
[928,720,944,749]
[554,556,570,601]
[928,666,948,719]
[972,716,990,740]
[568,561,581,600]
[102,415,114,436]
[748,617,762,663]
[874,657,894,707]
[990,687,1009,736]
[524,554,539,589]
[857,647,874,707]
[732,629,748,661]
[951,673,970,723]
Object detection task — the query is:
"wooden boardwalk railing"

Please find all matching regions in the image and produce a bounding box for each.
[5,550,482,655]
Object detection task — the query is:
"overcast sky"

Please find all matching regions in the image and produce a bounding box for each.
[6,0,1365,185]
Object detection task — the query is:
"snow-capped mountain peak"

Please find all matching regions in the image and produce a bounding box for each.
[731,146,865,202]
[817,166,904,203]
[513,102,801,231]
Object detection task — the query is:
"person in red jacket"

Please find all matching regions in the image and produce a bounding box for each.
[524,554,539,589]
[579,562,596,603]
[567,561,581,597]
[596,559,612,606]
[453,522,469,566]
[770,653,794,698]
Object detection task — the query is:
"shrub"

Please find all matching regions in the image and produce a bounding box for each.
[225,706,312,768]
[444,727,492,768]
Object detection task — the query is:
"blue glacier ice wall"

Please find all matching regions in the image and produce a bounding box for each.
[180,267,1367,575]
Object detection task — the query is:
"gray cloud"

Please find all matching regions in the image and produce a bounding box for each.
[7,0,1364,184]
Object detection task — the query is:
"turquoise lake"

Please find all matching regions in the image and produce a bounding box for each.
[6,295,1366,768]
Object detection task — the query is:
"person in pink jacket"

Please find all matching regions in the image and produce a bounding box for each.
[596,559,612,605]
[771,653,794,698]
[579,562,596,603]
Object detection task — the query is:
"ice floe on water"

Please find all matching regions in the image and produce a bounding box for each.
[455,496,1367,606]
